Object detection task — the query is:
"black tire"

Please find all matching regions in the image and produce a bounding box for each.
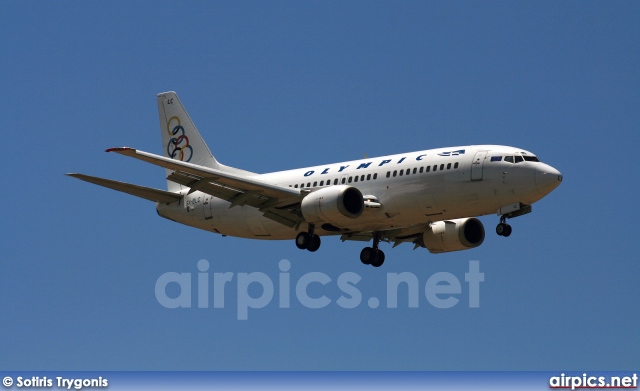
[371,250,385,267]
[503,224,512,237]
[496,223,506,236]
[307,235,321,252]
[296,232,311,250]
[360,247,374,265]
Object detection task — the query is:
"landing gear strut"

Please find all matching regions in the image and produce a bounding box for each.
[295,224,321,252]
[360,232,385,267]
[496,216,512,237]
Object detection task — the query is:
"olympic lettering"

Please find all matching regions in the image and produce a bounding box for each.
[166,116,193,162]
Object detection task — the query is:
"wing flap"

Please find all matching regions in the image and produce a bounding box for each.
[107,147,300,201]
[66,173,182,204]
[106,147,305,227]
[167,172,242,201]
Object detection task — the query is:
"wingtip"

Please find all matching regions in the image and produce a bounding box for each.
[105,147,132,153]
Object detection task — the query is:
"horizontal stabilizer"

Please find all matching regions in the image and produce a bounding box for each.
[66,173,182,204]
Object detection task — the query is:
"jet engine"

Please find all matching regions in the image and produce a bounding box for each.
[301,185,364,226]
[421,217,485,253]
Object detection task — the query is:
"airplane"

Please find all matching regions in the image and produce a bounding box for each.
[67,91,563,267]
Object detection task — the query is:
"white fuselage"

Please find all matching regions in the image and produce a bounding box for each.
[156,145,562,240]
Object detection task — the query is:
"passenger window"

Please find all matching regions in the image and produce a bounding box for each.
[348,177,352,183]
[313,181,317,187]
[354,176,358,182]
[307,182,311,187]
[399,170,403,176]
[454,162,459,169]
[300,184,304,188]
[433,165,437,172]
[413,168,417,174]
[294,184,298,188]
[419,167,423,173]
[393,170,397,177]
[334,179,338,185]
[504,156,514,163]
[515,156,524,163]
[406,169,410,175]
[386,172,390,178]
[447,163,451,170]
[341,178,346,184]
[367,174,371,180]
[373,173,377,179]
[426,166,430,172]
[440,164,444,170]
[319,180,324,186]
[361,175,365,181]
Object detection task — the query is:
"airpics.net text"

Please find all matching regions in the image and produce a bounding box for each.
[155,260,484,320]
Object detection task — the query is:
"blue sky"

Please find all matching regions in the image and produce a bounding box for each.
[1,1,638,371]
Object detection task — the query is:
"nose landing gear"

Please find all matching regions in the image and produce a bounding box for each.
[496,213,513,237]
[496,219,512,237]
[496,203,532,237]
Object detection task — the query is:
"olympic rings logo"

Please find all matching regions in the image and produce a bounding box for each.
[166,116,193,162]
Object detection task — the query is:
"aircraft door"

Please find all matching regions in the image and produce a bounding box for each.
[203,195,213,220]
[471,151,488,181]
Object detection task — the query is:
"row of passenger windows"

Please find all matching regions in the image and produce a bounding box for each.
[288,162,460,188]
[291,173,380,188]
[386,162,459,178]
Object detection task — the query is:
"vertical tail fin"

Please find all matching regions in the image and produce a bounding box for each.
[157,91,219,191]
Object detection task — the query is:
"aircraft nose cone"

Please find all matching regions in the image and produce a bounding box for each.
[535,164,563,195]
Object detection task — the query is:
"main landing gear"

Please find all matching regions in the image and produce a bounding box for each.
[360,232,385,267]
[496,216,512,237]
[295,225,386,267]
[295,225,321,252]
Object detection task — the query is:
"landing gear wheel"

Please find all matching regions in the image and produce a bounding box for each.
[496,223,513,237]
[307,235,321,252]
[360,247,374,265]
[371,250,385,267]
[295,232,311,249]
[361,231,386,267]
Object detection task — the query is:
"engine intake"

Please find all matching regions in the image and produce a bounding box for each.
[422,217,485,253]
[301,185,364,226]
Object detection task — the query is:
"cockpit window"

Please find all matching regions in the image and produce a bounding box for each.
[503,155,540,163]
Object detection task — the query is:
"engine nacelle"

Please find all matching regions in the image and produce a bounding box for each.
[422,217,485,254]
[301,185,364,226]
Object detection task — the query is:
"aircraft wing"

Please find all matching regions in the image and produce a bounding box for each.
[106,147,304,227]
[340,223,430,249]
[66,173,183,204]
